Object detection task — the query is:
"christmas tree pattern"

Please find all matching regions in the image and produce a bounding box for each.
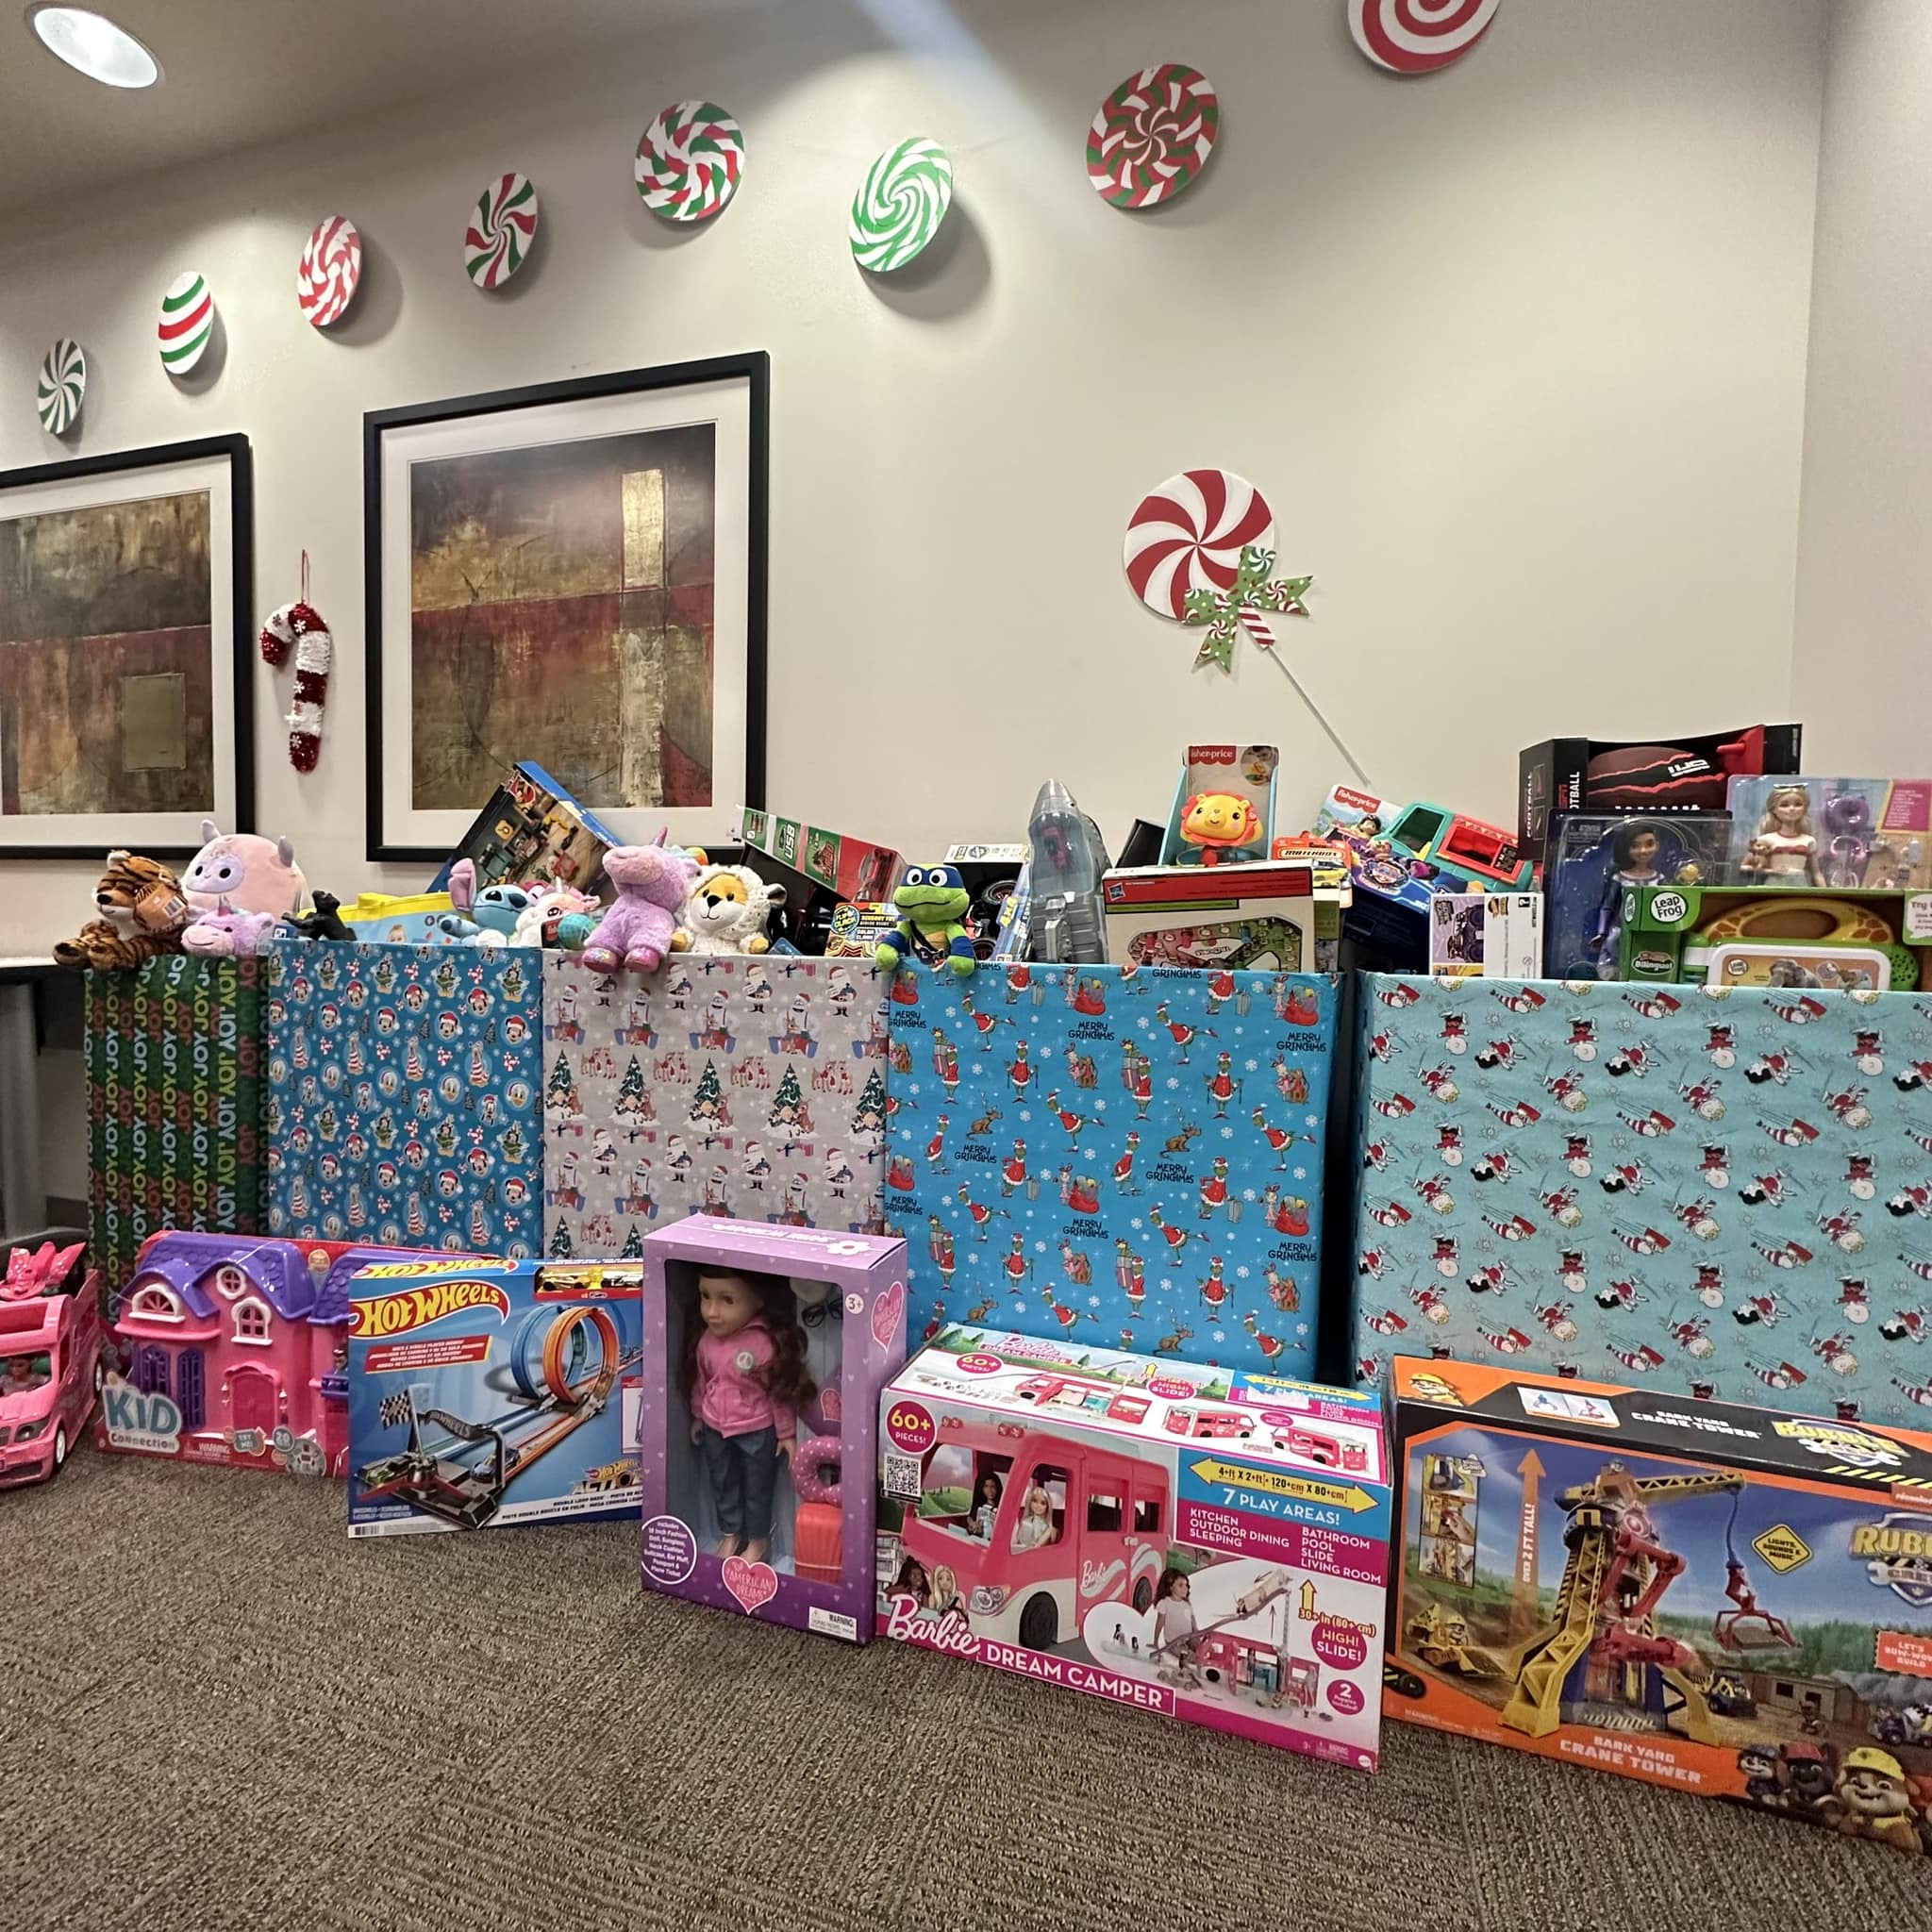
[689,1059,730,1131]
[621,1223,644,1259]
[614,1056,652,1123]
[546,1050,582,1120]
[852,1067,887,1141]
[770,1066,810,1132]
[550,1217,575,1258]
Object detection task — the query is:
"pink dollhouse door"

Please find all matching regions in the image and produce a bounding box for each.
[230,1367,277,1436]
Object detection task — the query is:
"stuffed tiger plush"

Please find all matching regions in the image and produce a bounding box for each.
[54,851,191,971]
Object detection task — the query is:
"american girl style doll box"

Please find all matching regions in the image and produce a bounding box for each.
[639,1217,907,1642]
[875,1328,1391,1769]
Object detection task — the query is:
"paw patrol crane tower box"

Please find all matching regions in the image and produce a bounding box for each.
[877,1327,1391,1770]
[1387,1356,1932,1855]
[347,1257,643,1534]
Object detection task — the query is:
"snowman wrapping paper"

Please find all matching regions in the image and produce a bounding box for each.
[1349,973,1932,1427]
[883,963,1338,1376]
[265,943,544,1256]
[540,955,890,1257]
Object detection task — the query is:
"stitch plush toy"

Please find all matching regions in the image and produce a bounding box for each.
[674,862,787,957]
[182,820,306,918]
[181,905,281,958]
[53,851,190,970]
[581,840,701,975]
[874,864,975,977]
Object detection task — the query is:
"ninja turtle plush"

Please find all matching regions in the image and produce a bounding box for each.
[875,863,976,977]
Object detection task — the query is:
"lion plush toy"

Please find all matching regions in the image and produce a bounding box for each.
[54,851,191,970]
[673,863,787,957]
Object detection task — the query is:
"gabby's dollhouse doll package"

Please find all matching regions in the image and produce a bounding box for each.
[875,1328,1391,1769]
[639,1217,907,1642]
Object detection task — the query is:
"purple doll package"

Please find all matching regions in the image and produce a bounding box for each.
[639,1217,907,1641]
[1543,814,1733,981]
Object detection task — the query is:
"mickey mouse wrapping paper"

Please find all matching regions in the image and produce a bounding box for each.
[264,944,545,1257]
[883,963,1337,1376]
[1349,973,1932,1428]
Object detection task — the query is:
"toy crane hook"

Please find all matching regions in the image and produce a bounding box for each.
[1712,1490,1797,1654]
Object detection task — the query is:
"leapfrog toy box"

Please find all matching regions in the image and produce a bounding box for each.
[347,1257,643,1534]
[1387,1356,1932,1854]
[876,1328,1391,1770]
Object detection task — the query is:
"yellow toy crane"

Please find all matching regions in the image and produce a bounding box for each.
[1498,1460,1743,1743]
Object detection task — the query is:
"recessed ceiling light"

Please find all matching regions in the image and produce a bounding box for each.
[27,6,159,88]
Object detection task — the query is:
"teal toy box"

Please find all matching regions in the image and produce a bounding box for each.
[883,962,1338,1377]
[347,1257,643,1534]
[1348,974,1932,1431]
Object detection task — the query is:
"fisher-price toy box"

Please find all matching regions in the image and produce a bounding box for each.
[346,1257,642,1534]
[1387,1356,1932,1856]
[876,1328,1391,1770]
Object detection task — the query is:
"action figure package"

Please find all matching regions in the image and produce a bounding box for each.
[1387,1357,1932,1856]
[1543,814,1732,981]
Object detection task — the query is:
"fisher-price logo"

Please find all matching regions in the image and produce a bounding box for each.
[350,1277,511,1338]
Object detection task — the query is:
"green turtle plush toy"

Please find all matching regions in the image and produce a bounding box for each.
[874,863,976,977]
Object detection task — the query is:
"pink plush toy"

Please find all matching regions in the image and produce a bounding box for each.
[181,904,281,958]
[182,820,306,918]
[580,840,700,975]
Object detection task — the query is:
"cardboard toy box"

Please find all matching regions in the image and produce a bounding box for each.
[1427,891,1543,981]
[1347,972,1932,1432]
[876,1327,1391,1769]
[1101,861,1323,973]
[639,1218,907,1642]
[431,760,624,895]
[346,1257,643,1534]
[1386,1356,1932,1854]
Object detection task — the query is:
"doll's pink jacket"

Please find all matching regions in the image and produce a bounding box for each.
[693,1321,795,1440]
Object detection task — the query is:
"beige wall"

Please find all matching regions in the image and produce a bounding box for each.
[1792,0,1932,769]
[0,0,1829,955]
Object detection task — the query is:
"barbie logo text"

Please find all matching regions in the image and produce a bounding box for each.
[885,1595,981,1656]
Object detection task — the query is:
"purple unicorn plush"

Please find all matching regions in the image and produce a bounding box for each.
[181,903,281,958]
[580,840,700,975]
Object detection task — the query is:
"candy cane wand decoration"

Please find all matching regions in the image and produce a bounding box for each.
[259,551,333,773]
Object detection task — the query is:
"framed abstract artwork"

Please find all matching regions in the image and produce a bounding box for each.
[363,353,769,863]
[0,435,255,858]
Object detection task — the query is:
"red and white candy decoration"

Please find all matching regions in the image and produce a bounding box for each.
[1124,469,1276,620]
[260,575,333,773]
[1348,0,1500,75]
[296,215,362,328]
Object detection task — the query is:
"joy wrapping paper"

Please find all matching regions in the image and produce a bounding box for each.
[883,962,1337,1375]
[541,954,891,1257]
[1349,973,1932,1428]
[264,943,542,1257]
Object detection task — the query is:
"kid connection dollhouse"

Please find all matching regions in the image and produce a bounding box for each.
[98,1233,423,1476]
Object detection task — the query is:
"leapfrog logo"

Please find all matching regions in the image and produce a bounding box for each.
[349,1277,511,1338]
[1773,1418,1905,1469]
[1851,1513,1932,1608]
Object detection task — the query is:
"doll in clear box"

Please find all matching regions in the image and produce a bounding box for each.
[1741,785,1826,887]
[1589,820,1668,979]
[791,1274,845,1442]
[680,1266,817,1561]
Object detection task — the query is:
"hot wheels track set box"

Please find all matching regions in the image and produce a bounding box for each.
[1387,1356,1932,1855]
[347,1257,643,1534]
[875,1327,1391,1769]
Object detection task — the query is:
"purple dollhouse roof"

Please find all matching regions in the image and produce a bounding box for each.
[128,1233,412,1329]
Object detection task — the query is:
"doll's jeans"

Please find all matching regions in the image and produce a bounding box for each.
[697,1424,779,1540]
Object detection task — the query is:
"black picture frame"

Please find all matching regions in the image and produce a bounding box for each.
[362,351,770,865]
[0,433,255,859]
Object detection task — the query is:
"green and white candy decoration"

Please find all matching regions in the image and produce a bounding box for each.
[849,137,954,273]
[158,271,216,375]
[35,338,86,434]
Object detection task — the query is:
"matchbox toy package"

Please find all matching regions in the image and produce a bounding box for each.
[347,1257,643,1535]
[876,1328,1391,1770]
[1387,1357,1932,1854]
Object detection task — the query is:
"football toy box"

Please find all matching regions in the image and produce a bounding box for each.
[1387,1356,1932,1856]
[877,1327,1391,1770]
[347,1257,643,1534]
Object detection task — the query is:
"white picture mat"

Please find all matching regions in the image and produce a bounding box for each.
[377,374,754,855]
[0,450,240,850]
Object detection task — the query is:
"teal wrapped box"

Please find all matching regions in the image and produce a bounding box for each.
[883,964,1338,1375]
[1349,973,1932,1427]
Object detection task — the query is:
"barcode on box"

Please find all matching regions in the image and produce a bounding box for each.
[884,1450,922,1501]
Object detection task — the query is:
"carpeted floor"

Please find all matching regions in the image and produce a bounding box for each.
[4,1448,1924,1931]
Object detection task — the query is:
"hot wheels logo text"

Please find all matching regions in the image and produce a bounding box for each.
[350,1278,511,1337]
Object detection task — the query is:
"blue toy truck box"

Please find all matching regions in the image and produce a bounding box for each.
[347,1257,643,1535]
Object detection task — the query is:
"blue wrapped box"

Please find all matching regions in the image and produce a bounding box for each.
[882,963,1337,1375]
[1349,972,1932,1428]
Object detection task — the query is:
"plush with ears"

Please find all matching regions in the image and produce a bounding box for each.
[674,863,786,957]
[581,840,701,975]
[181,905,280,958]
[53,851,190,970]
[182,821,306,918]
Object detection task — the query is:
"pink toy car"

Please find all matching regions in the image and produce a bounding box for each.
[0,1271,107,1487]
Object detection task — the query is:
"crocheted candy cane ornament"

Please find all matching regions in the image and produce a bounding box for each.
[259,598,333,772]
